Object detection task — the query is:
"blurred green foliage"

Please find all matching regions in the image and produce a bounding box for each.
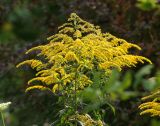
[0,0,160,125]
[136,0,159,11]
[78,65,160,125]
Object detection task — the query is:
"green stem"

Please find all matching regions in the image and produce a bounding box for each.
[74,71,78,126]
[1,111,6,126]
[73,20,78,126]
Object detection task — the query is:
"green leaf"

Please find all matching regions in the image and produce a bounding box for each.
[121,71,132,90]
[134,64,153,89]
[106,102,116,115]
[136,0,158,11]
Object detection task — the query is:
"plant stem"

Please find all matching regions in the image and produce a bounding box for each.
[73,19,78,126]
[1,111,6,126]
[74,71,78,126]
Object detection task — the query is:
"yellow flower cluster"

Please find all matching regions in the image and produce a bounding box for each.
[139,89,160,117]
[69,114,103,126]
[17,13,151,94]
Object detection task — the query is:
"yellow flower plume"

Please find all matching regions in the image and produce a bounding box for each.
[17,13,151,94]
[139,89,160,117]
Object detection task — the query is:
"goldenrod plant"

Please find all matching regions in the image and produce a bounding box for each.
[139,89,160,117]
[139,71,160,117]
[17,13,151,125]
[69,114,103,126]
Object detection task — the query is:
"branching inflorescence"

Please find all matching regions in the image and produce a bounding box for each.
[17,13,151,94]
[17,13,152,125]
[139,89,160,117]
